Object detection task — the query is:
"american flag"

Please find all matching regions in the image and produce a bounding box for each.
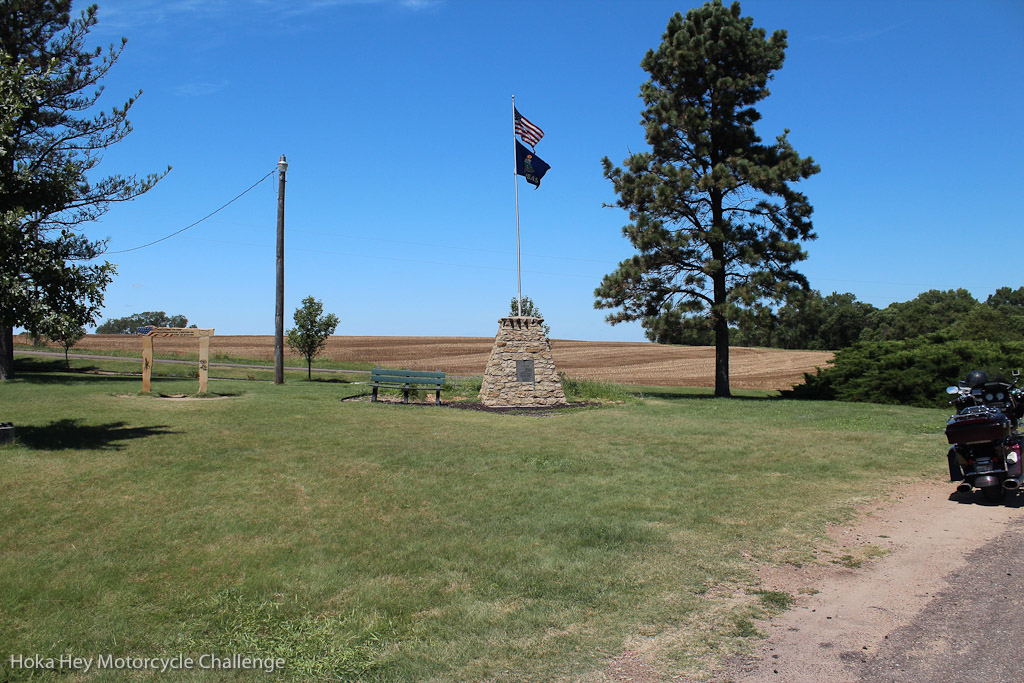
[514,107,544,148]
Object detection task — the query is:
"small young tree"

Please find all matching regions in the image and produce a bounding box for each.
[286,296,339,380]
[508,295,551,337]
[46,316,85,367]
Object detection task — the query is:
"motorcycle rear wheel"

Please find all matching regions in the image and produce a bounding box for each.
[981,485,1005,504]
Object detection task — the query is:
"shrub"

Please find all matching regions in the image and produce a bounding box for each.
[558,373,632,403]
[443,375,482,399]
[783,335,1024,407]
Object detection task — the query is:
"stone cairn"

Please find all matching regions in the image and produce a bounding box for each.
[480,316,567,407]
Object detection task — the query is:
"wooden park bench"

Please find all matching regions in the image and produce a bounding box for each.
[371,368,445,406]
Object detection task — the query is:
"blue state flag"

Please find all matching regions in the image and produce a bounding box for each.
[515,140,550,188]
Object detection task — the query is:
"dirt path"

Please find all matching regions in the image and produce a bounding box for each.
[706,480,1023,682]
[855,517,1024,682]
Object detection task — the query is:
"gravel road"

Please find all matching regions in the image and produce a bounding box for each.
[854,515,1024,683]
[711,482,1024,683]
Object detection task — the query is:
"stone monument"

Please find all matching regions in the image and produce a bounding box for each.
[480,316,566,407]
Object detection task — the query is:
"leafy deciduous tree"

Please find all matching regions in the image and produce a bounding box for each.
[942,303,1024,343]
[730,301,778,348]
[985,287,1024,314]
[769,290,875,350]
[285,296,340,380]
[1,208,114,353]
[642,308,715,345]
[96,311,191,334]
[860,289,979,342]
[595,0,819,396]
[0,0,168,379]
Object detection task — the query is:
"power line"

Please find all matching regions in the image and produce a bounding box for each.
[181,234,607,280]
[104,168,276,255]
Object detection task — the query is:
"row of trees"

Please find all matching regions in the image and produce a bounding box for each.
[95,311,193,334]
[776,287,1024,407]
[640,286,1024,407]
[651,286,1024,351]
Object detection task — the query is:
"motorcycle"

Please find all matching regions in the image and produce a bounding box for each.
[945,369,1024,504]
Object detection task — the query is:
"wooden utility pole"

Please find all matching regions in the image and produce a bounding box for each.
[274,154,288,384]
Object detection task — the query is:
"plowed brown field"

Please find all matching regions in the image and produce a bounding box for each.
[59,334,832,391]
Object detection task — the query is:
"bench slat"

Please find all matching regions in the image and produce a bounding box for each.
[372,377,443,386]
[372,368,444,379]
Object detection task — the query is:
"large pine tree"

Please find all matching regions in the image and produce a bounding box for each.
[0,1,166,379]
[596,0,819,396]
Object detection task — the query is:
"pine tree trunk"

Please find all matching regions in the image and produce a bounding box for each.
[711,244,731,397]
[714,313,731,398]
[709,213,732,398]
[0,326,13,380]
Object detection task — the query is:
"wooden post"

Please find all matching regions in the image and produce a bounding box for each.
[140,328,214,394]
[199,335,210,394]
[274,154,287,385]
[142,336,154,393]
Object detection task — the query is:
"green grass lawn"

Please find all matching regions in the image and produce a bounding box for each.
[13,343,377,375]
[0,358,948,681]
[10,352,372,385]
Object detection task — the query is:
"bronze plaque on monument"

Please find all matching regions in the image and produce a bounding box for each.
[516,359,535,383]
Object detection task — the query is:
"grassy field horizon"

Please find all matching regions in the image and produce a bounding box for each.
[0,357,943,681]
[14,333,833,391]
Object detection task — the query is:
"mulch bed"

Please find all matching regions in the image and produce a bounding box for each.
[444,401,595,416]
[344,394,594,415]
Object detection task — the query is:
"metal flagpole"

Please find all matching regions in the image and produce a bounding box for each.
[512,95,522,317]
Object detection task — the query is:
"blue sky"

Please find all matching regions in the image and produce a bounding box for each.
[75,0,1023,341]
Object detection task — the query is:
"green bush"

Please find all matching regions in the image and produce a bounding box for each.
[783,335,1024,407]
[443,375,482,399]
[558,372,632,403]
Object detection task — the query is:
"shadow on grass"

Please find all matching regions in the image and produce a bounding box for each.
[13,358,217,387]
[631,389,780,402]
[155,392,241,399]
[12,358,113,385]
[304,377,356,384]
[14,419,178,451]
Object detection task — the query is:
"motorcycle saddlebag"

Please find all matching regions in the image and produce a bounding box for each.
[945,411,1011,445]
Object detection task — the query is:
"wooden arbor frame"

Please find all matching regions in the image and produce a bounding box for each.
[141,327,215,394]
